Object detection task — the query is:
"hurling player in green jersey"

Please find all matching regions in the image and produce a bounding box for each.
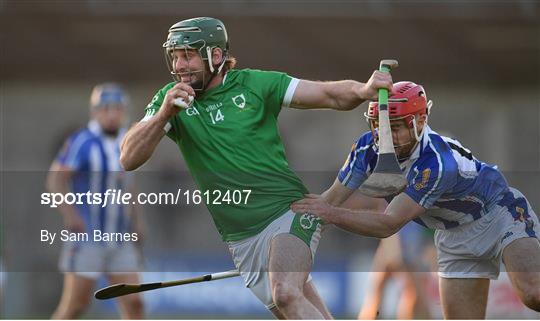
[121,17,393,319]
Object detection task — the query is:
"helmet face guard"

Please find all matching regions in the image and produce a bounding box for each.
[365,81,433,159]
[365,114,419,150]
[163,18,229,91]
[163,39,207,91]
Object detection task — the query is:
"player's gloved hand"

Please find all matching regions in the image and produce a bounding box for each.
[358,70,393,101]
[291,194,336,224]
[161,82,196,118]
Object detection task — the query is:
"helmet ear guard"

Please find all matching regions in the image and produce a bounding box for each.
[206,46,215,73]
[206,46,228,75]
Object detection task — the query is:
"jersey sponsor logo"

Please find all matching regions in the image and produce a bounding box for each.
[413,167,431,190]
[299,213,319,230]
[205,102,223,112]
[232,94,246,109]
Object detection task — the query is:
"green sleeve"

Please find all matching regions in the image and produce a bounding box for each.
[243,69,296,118]
[143,82,177,140]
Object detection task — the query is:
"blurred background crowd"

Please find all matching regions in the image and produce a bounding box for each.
[1,0,539,319]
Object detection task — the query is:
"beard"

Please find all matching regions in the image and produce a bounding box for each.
[178,70,206,93]
[190,76,205,92]
[395,141,417,161]
[102,127,120,137]
[187,64,214,93]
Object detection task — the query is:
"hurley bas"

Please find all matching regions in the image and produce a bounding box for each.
[41,229,138,245]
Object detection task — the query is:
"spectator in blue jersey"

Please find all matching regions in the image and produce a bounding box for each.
[292,81,540,318]
[46,83,144,319]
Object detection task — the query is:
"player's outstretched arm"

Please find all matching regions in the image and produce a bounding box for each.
[321,178,389,213]
[291,193,424,238]
[290,70,392,111]
[321,179,356,206]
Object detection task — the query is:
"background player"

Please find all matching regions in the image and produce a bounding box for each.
[340,193,434,319]
[292,81,540,318]
[119,17,392,319]
[46,83,144,319]
[358,225,434,319]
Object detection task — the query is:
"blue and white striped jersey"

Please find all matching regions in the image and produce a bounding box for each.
[56,120,132,238]
[338,125,511,230]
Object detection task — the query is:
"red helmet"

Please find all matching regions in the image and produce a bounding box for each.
[366,81,430,128]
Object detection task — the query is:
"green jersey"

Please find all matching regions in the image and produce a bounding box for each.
[144,69,309,241]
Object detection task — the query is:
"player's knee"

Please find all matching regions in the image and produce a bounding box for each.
[521,286,540,312]
[271,281,303,310]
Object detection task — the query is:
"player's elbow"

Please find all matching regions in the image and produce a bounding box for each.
[331,97,355,111]
[119,136,137,171]
[120,149,143,171]
[119,127,156,171]
[341,103,357,111]
[121,148,153,171]
[377,227,397,239]
[378,217,403,238]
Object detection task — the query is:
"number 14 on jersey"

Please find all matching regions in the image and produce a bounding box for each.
[209,110,225,124]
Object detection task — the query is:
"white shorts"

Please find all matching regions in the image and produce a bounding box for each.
[226,210,323,310]
[59,242,142,279]
[436,188,540,279]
